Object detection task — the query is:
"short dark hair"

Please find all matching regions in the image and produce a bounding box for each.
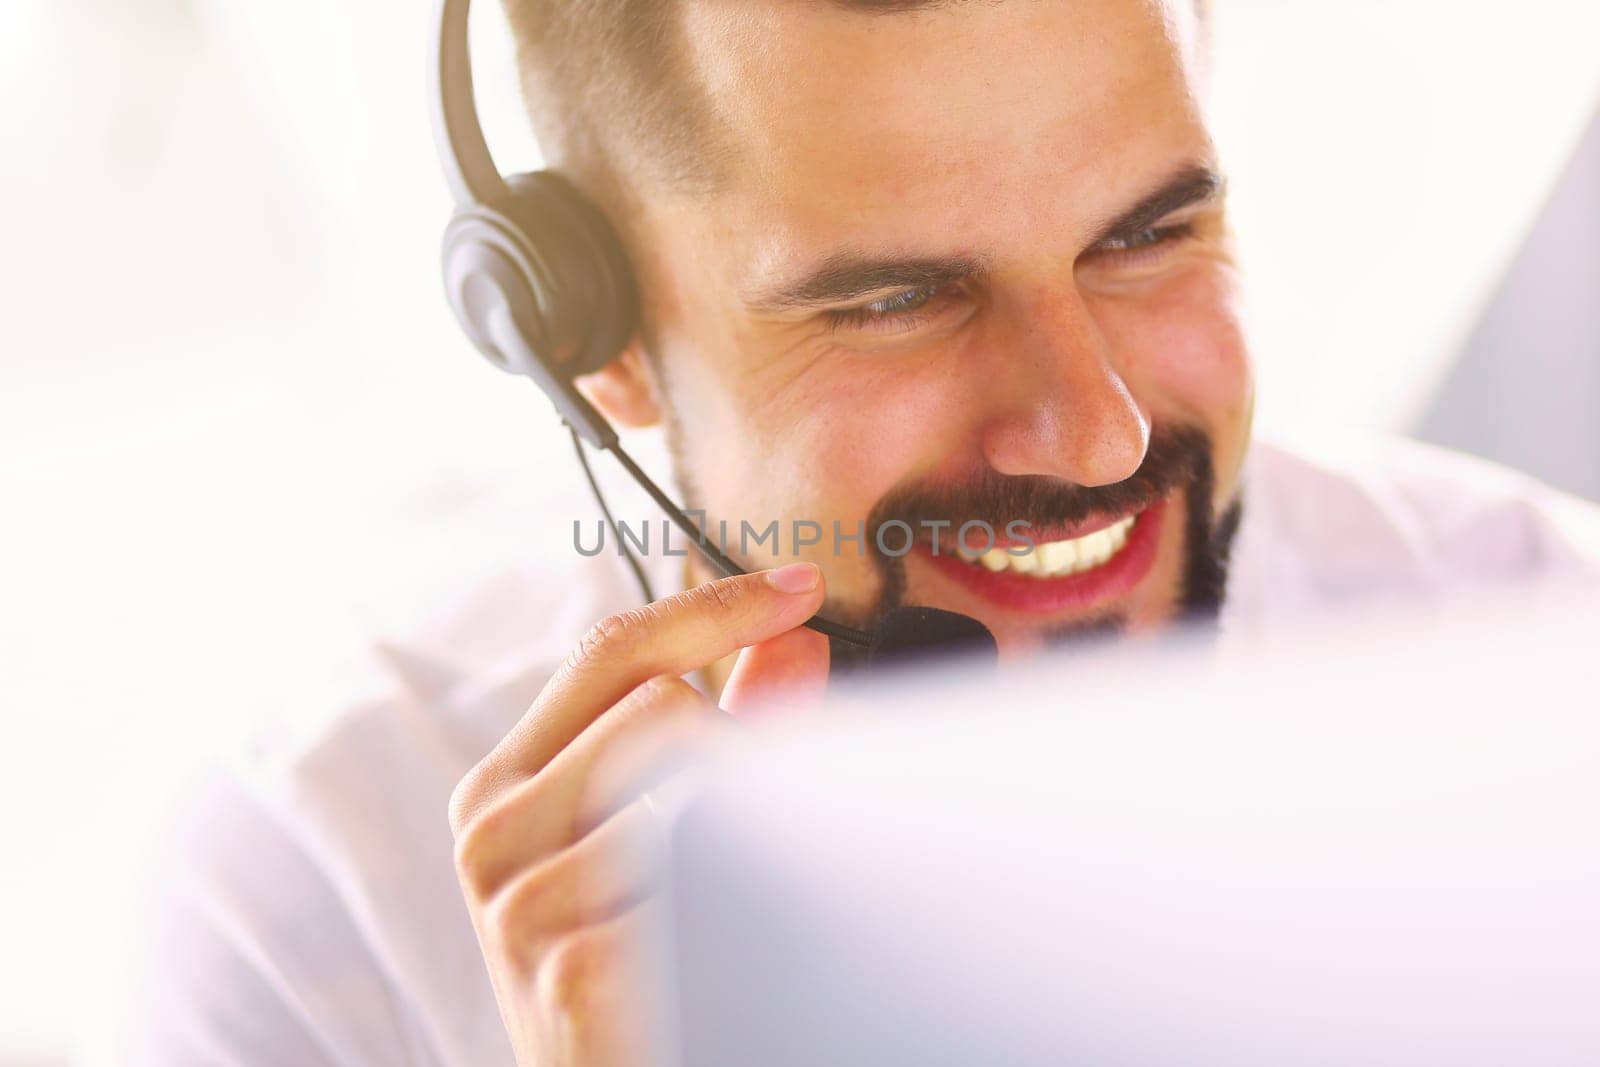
[499,0,700,195]
[500,0,969,201]
[502,0,1207,204]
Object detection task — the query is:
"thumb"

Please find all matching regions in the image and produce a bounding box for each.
[720,624,831,720]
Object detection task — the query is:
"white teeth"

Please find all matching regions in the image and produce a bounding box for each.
[963,514,1136,579]
[1039,539,1077,572]
[1078,529,1109,562]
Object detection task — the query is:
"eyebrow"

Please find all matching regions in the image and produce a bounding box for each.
[742,163,1226,314]
[1087,164,1227,247]
[743,254,984,314]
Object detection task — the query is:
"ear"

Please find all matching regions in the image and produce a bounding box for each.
[573,339,661,429]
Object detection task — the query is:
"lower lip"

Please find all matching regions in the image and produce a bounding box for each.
[915,497,1166,615]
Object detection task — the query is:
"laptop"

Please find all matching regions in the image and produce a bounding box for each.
[663,593,1600,1065]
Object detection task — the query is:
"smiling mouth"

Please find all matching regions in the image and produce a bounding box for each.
[913,498,1167,615]
[951,514,1138,578]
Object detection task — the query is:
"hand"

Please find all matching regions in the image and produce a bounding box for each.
[448,563,830,1065]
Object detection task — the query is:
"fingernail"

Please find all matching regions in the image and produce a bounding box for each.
[767,561,820,594]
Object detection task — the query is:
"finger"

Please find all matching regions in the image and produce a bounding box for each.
[535,900,674,1067]
[485,796,664,969]
[720,624,831,720]
[457,564,824,823]
[570,683,733,838]
[456,674,720,897]
[541,564,824,747]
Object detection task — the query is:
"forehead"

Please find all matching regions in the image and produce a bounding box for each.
[670,0,1211,277]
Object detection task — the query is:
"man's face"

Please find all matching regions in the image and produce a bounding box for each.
[604,0,1254,657]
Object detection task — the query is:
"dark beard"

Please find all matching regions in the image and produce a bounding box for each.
[830,423,1244,667]
[661,403,1243,666]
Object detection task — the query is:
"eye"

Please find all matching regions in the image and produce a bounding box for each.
[1088,222,1194,264]
[825,283,953,334]
[864,286,937,316]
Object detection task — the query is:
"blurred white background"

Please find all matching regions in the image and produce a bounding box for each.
[1,0,1597,1062]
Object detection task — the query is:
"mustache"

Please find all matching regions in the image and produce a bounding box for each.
[866,424,1211,543]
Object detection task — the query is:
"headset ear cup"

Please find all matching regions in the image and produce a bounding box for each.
[497,171,641,378]
[440,170,640,383]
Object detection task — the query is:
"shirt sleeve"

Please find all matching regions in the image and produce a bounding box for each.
[124,771,441,1066]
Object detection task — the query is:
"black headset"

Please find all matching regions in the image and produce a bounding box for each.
[428,0,876,649]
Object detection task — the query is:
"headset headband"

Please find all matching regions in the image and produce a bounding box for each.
[430,0,509,207]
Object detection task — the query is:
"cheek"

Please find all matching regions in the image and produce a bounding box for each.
[1102,265,1252,422]
[747,353,961,513]
[1094,263,1255,484]
[658,317,961,537]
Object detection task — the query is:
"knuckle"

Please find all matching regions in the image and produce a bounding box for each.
[568,607,652,670]
[607,678,707,750]
[536,931,599,1019]
[484,867,560,973]
[562,577,751,680]
[451,805,503,898]
[684,576,745,616]
[453,786,556,900]
[502,862,558,924]
[632,673,696,708]
[447,763,488,839]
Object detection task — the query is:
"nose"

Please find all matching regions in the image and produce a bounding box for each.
[978,286,1149,487]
